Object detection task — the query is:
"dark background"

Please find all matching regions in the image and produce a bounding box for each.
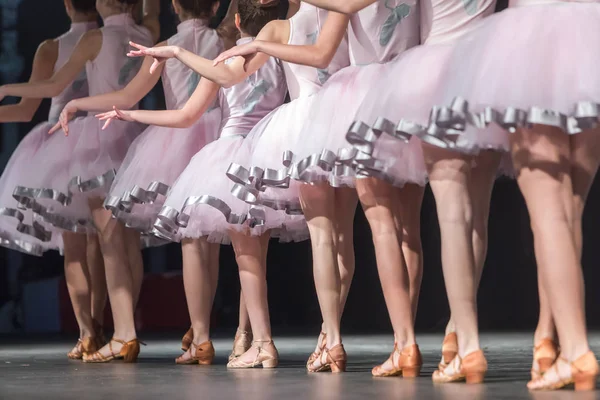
[1,0,599,337]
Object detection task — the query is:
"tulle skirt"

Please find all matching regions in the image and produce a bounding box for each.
[0,122,62,254]
[155,134,308,245]
[105,108,221,233]
[284,64,392,187]
[435,3,600,137]
[13,115,145,234]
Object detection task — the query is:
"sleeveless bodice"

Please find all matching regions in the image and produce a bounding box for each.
[219,38,288,137]
[282,3,350,99]
[48,21,98,123]
[163,19,223,110]
[348,0,420,65]
[85,14,153,103]
[421,0,496,45]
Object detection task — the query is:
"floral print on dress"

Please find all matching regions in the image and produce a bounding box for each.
[380,0,411,47]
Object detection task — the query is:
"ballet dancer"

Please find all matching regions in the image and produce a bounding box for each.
[128,1,365,371]
[215,0,424,374]
[98,0,288,367]
[50,0,253,363]
[0,0,160,362]
[297,0,500,382]
[429,0,600,390]
[0,0,107,360]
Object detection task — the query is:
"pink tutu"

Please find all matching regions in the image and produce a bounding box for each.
[105,108,221,232]
[154,135,308,245]
[434,3,600,137]
[226,97,313,215]
[0,123,63,254]
[282,64,388,187]
[14,115,145,233]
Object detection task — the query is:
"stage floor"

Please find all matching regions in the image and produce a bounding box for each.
[1,332,599,399]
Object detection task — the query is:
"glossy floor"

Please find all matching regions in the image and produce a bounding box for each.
[1,333,599,399]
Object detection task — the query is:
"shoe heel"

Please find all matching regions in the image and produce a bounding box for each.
[197,356,214,366]
[330,361,346,373]
[538,358,554,374]
[574,374,597,391]
[402,366,421,378]
[122,341,140,363]
[262,358,278,369]
[465,372,485,384]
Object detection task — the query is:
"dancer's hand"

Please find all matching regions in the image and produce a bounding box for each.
[0,87,6,103]
[212,41,261,69]
[127,42,179,74]
[259,0,278,4]
[95,106,135,130]
[49,101,79,135]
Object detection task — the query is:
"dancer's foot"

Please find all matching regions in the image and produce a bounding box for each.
[306,331,328,370]
[527,351,598,391]
[227,340,278,369]
[307,344,347,373]
[67,337,98,360]
[432,350,487,384]
[372,344,422,378]
[176,340,215,365]
[229,329,252,362]
[83,338,144,363]
[531,338,559,380]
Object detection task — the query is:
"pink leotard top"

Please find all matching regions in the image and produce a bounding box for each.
[219,37,288,137]
[420,0,496,45]
[348,0,420,65]
[48,21,98,123]
[283,3,351,99]
[163,19,223,110]
[85,14,153,106]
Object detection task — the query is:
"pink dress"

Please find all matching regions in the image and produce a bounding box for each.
[13,14,153,235]
[104,19,222,234]
[0,21,97,255]
[352,0,499,180]
[153,37,289,244]
[431,0,600,143]
[225,3,350,216]
[283,0,421,188]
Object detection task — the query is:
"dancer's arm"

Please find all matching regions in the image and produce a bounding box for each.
[0,30,101,100]
[265,0,376,14]
[0,39,58,122]
[127,19,288,88]
[49,46,164,134]
[96,78,220,129]
[141,0,161,44]
[213,12,349,69]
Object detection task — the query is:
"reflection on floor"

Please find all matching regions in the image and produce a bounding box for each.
[1,333,599,399]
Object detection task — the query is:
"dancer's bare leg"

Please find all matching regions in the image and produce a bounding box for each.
[228,230,275,364]
[64,232,94,343]
[423,145,480,358]
[88,197,138,357]
[445,150,500,335]
[86,233,106,330]
[315,187,357,353]
[396,183,425,320]
[357,177,415,352]
[177,238,220,362]
[124,228,144,309]
[512,126,588,361]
